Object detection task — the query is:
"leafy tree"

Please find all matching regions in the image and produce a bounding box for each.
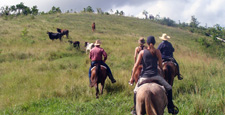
[16,2,25,14]
[48,6,61,14]
[97,8,103,14]
[86,6,94,13]
[119,11,124,16]
[142,10,148,19]
[31,6,38,15]
[115,10,119,15]
[10,5,16,14]
[190,15,200,28]
[22,6,31,15]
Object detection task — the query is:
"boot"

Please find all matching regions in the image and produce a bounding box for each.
[178,74,183,80]
[108,73,116,83]
[131,93,137,115]
[167,90,179,114]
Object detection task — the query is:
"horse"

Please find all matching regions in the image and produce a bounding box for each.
[162,61,178,86]
[133,65,167,115]
[47,31,63,41]
[57,28,69,38]
[92,22,95,32]
[90,63,107,98]
[136,83,167,115]
[85,42,94,54]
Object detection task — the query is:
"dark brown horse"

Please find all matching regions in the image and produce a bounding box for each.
[90,63,107,98]
[57,28,69,38]
[162,61,178,86]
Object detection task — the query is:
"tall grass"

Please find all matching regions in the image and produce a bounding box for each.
[0,13,224,114]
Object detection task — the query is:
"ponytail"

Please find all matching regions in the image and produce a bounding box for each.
[149,43,156,57]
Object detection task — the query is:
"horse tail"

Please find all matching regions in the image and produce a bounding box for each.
[95,64,101,82]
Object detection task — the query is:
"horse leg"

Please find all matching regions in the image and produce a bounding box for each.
[100,82,104,95]
[95,84,99,98]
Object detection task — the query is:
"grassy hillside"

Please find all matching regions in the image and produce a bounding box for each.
[0,13,224,115]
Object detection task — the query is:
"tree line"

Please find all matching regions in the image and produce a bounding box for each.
[1,3,224,41]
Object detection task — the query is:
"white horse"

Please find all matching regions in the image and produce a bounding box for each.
[85,42,94,54]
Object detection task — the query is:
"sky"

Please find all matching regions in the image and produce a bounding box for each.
[1,0,225,27]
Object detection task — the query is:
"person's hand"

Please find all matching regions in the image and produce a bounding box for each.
[129,77,134,85]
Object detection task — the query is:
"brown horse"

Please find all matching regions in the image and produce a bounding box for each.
[90,63,107,98]
[57,28,69,38]
[92,22,96,32]
[162,61,178,86]
[136,83,167,115]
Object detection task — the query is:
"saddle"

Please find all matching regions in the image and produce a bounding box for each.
[91,65,107,71]
[137,79,166,92]
[162,58,177,66]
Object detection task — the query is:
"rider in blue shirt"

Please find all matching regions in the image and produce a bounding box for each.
[157,33,183,80]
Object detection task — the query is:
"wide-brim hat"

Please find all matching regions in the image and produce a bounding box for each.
[94,39,101,46]
[159,33,170,41]
[138,37,145,44]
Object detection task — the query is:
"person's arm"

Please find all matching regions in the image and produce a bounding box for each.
[134,47,138,63]
[129,50,143,84]
[156,49,163,70]
[102,49,107,63]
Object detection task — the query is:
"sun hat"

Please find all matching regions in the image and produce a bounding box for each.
[94,39,101,46]
[159,33,170,41]
[147,36,155,45]
[138,37,145,44]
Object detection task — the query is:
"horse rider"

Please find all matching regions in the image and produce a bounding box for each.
[89,39,116,85]
[157,33,183,80]
[129,36,179,114]
[134,37,147,63]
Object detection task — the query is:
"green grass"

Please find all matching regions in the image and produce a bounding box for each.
[0,13,224,115]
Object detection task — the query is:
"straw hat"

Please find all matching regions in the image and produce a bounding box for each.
[159,33,170,41]
[138,37,145,44]
[94,39,101,46]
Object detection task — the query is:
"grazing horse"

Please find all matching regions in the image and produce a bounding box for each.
[90,63,107,98]
[47,31,63,41]
[85,42,94,54]
[92,22,96,32]
[57,28,69,38]
[136,83,167,115]
[162,61,178,86]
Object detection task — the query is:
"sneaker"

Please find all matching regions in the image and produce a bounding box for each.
[130,110,137,115]
[111,79,116,83]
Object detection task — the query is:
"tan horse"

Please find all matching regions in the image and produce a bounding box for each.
[162,61,178,86]
[136,83,167,115]
[90,63,107,98]
[134,65,167,115]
